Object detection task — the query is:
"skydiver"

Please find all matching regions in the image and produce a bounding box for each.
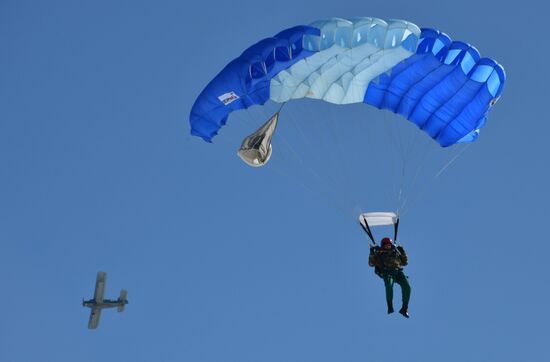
[369,237,411,318]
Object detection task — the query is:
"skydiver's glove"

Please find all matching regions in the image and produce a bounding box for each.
[396,246,405,254]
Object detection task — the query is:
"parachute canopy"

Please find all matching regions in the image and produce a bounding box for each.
[190,17,505,147]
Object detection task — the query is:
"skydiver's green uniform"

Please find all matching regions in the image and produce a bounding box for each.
[369,245,411,314]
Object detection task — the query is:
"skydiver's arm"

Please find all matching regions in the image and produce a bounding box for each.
[397,246,408,266]
[368,247,378,267]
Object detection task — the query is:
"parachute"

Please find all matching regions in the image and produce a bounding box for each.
[189,17,506,231]
[190,17,505,147]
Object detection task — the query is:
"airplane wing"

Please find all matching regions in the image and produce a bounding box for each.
[93,272,106,303]
[117,290,128,312]
[88,308,102,329]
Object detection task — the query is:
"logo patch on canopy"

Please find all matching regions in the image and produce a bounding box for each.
[218,91,240,105]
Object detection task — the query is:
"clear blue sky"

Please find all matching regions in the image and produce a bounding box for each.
[1,1,548,361]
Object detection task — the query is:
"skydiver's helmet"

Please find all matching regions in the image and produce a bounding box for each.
[381,237,393,249]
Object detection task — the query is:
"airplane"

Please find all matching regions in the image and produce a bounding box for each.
[83,271,128,329]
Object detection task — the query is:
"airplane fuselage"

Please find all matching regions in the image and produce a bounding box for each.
[83,299,127,309]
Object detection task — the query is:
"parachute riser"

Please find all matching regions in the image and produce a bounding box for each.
[394,218,400,245]
[359,215,377,247]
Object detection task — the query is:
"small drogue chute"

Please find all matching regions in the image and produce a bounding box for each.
[237,111,279,167]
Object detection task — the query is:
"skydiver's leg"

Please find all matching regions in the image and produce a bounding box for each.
[383,273,395,313]
[395,271,411,308]
[395,270,411,317]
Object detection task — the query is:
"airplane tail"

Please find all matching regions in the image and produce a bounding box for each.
[117,289,128,312]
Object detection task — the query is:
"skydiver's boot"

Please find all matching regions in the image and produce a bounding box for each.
[387,304,394,314]
[398,306,409,318]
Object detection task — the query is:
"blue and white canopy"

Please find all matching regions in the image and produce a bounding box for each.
[190,17,505,147]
